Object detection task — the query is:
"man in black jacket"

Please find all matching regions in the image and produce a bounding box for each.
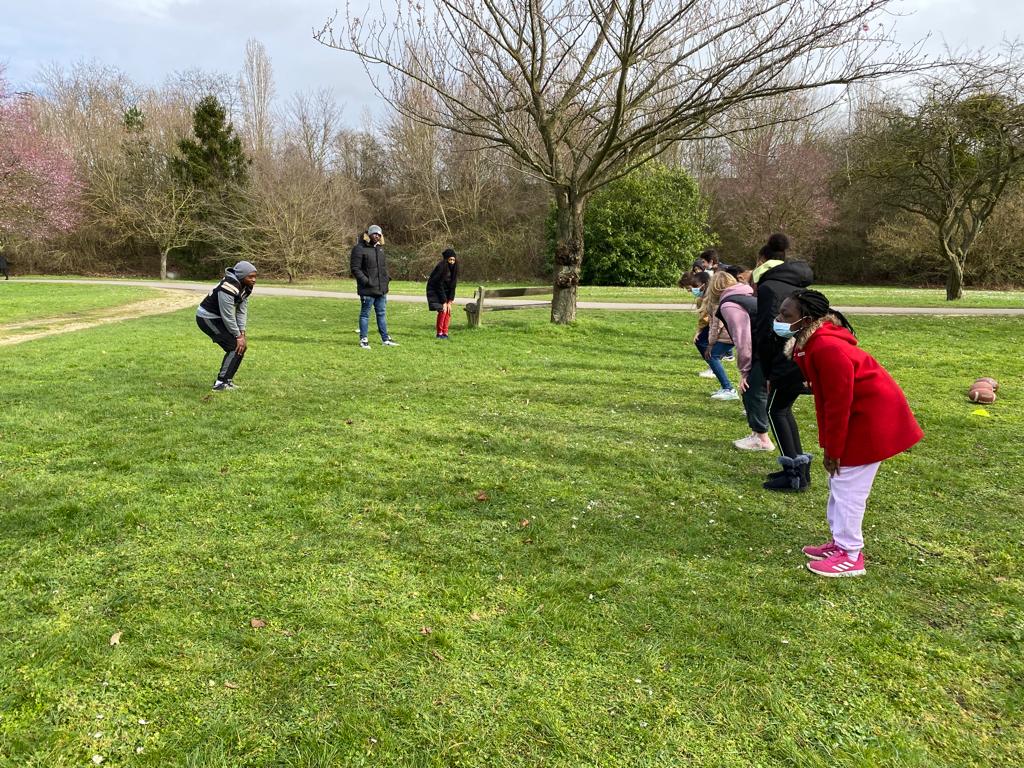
[350,224,398,349]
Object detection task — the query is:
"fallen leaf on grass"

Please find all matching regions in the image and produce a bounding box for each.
[223,681,239,689]
[519,518,530,528]
[469,612,481,621]
[419,626,433,635]
[250,618,266,629]
[475,491,490,502]
[109,631,122,646]
[431,649,445,661]
[219,465,229,474]
[345,419,354,425]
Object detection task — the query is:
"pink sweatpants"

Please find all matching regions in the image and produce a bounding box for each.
[826,461,881,553]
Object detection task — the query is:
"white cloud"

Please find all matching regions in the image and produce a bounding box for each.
[100,0,200,21]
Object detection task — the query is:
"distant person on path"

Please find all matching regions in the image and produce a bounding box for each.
[426,248,458,339]
[0,246,9,279]
[780,289,923,577]
[351,224,398,349]
[195,260,257,392]
[751,233,814,490]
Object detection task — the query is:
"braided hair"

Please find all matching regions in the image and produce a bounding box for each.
[790,289,855,335]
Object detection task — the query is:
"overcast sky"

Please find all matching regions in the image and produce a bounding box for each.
[1,0,1018,125]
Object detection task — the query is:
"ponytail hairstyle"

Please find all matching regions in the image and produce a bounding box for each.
[790,289,855,336]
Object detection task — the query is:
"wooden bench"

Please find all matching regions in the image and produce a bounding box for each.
[464,285,553,327]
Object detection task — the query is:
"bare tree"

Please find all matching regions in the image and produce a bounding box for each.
[239,39,276,157]
[285,88,343,172]
[317,0,921,322]
[230,151,367,282]
[849,48,1024,299]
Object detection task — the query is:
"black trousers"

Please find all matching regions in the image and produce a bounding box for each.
[196,316,245,382]
[767,374,806,459]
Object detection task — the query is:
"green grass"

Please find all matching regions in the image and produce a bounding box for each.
[0,283,160,325]
[15,275,1024,308]
[270,279,1024,308]
[1,288,1022,766]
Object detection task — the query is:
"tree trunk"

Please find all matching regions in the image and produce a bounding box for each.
[160,247,170,280]
[551,190,584,324]
[940,236,965,300]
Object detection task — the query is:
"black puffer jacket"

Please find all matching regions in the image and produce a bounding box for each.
[349,233,390,297]
[426,258,458,311]
[753,259,814,381]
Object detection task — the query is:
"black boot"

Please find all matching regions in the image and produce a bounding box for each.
[763,455,809,492]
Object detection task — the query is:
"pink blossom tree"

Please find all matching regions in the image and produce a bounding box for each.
[0,70,82,247]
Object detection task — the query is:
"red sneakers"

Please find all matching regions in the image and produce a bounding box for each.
[806,550,865,578]
[802,540,841,560]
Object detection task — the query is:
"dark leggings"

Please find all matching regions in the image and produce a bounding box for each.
[767,377,805,458]
[196,315,245,382]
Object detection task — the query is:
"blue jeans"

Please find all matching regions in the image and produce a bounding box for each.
[359,295,389,340]
[707,341,734,390]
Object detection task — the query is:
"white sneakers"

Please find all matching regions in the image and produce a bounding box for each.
[733,433,776,451]
[711,388,740,401]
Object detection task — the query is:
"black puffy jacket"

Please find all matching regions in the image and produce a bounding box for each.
[349,233,390,297]
[753,259,814,381]
[425,259,458,311]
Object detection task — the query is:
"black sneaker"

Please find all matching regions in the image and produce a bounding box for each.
[359,338,370,349]
[382,337,399,347]
[212,381,230,392]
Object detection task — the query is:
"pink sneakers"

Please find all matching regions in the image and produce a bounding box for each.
[806,550,865,578]
[801,540,840,560]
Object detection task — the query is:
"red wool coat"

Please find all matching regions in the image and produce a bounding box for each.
[792,321,923,466]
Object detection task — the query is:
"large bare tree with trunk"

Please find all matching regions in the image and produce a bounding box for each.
[848,50,1024,299]
[317,0,920,323]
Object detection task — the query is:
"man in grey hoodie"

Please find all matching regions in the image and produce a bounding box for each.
[195,260,257,391]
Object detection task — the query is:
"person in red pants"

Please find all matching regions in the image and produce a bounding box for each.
[426,249,458,339]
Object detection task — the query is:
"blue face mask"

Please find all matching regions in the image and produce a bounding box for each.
[773,318,804,338]
[691,287,703,297]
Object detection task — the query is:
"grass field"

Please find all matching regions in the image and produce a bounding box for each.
[275,279,1024,309]
[0,283,160,325]
[12,275,1024,308]
[1,286,1022,767]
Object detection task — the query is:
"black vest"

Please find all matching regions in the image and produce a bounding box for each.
[715,294,757,333]
[199,274,251,316]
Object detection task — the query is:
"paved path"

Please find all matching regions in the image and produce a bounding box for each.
[10,278,1024,315]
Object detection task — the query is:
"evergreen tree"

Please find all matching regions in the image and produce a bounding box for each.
[173,96,249,267]
[174,95,249,190]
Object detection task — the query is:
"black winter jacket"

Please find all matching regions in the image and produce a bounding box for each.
[350,233,390,297]
[426,259,458,311]
[753,259,814,381]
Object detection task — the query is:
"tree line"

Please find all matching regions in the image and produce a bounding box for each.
[2,23,1023,306]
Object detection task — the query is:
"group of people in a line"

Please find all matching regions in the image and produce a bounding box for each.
[193,226,923,579]
[681,234,922,577]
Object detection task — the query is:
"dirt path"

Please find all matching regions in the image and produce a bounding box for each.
[0,290,197,346]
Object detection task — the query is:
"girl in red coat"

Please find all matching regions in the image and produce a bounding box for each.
[775,289,923,577]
